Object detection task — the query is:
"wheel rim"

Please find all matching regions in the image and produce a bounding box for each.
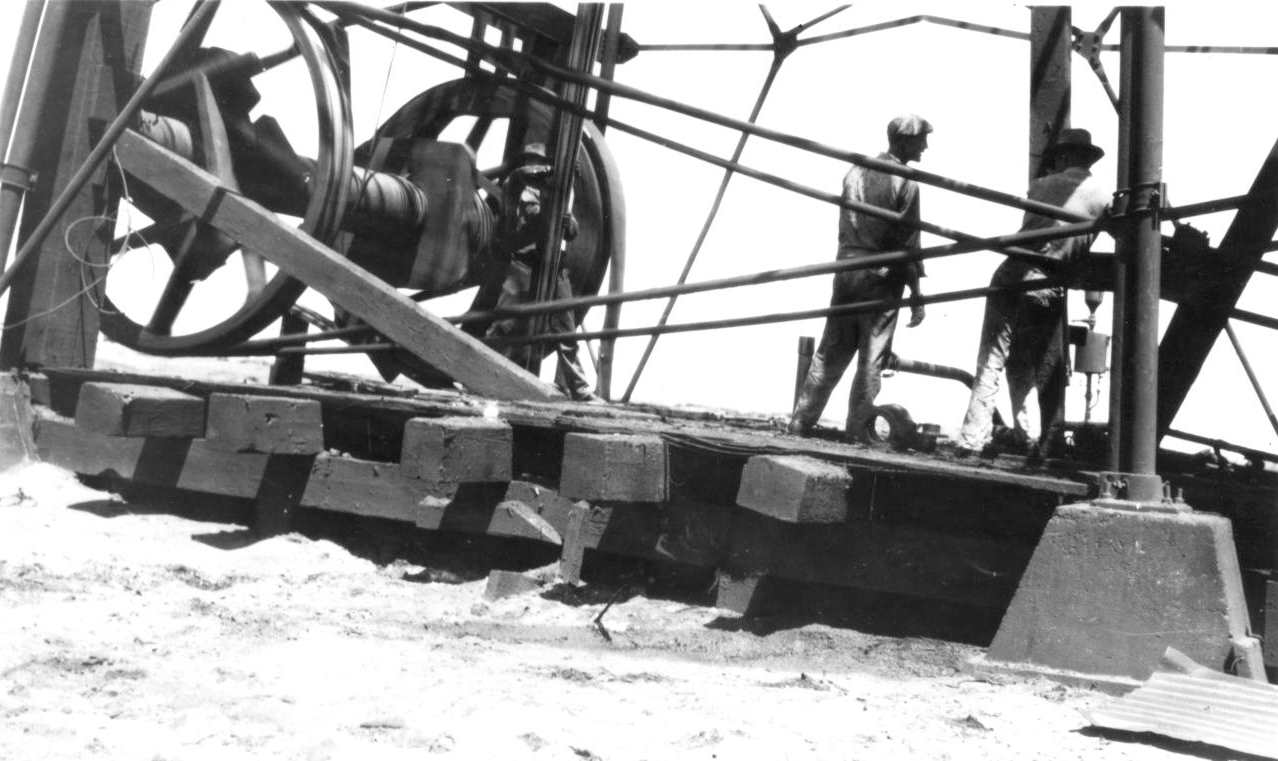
[100,3,352,355]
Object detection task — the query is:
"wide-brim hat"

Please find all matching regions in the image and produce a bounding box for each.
[517,142,553,174]
[1045,128,1104,164]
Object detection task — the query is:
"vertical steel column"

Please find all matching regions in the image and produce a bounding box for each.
[594,2,625,399]
[525,3,605,373]
[1109,7,1164,499]
[1029,6,1073,449]
[0,1,51,271]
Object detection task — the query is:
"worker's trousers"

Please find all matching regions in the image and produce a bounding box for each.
[790,270,903,437]
[957,287,1064,450]
[486,261,594,400]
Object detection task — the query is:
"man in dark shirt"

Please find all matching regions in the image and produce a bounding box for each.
[485,143,598,401]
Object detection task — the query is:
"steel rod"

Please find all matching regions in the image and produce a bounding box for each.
[622,45,787,402]
[329,2,1092,224]
[525,3,604,371]
[1231,308,1278,331]
[799,15,1028,48]
[337,12,1061,264]
[0,0,47,272]
[489,278,1064,346]
[273,277,1063,356]
[0,1,220,300]
[1165,428,1278,465]
[220,218,1098,357]
[1224,322,1278,437]
[1161,194,1249,221]
[1255,260,1278,277]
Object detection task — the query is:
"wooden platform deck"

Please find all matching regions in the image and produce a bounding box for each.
[24,366,1278,654]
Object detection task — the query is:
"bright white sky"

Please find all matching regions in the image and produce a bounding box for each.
[1,1,1275,455]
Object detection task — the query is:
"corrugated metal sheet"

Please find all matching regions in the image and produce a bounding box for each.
[1086,668,1278,759]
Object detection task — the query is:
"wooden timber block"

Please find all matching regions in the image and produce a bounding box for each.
[205,393,323,454]
[416,481,562,545]
[736,455,852,523]
[1265,580,1278,671]
[559,433,667,503]
[25,373,51,408]
[483,570,544,600]
[0,372,35,468]
[74,382,204,438]
[401,416,512,483]
[714,572,777,616]
[301,456,425,524]
[558,501,591,584]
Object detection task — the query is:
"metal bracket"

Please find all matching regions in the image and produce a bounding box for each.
[0,163,36,192]
[1093,471,1190,512]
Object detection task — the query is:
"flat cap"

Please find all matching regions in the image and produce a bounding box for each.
[887,114,933,138]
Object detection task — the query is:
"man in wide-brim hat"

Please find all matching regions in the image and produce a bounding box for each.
[956,127,1111,458]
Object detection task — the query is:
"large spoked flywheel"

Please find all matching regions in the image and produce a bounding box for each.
[100,2,352,355]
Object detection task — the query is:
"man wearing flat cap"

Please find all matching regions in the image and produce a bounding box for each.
[789,114,931,441]
[956,127,1111,457]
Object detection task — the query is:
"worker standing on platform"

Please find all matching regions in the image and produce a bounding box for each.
[956,128,1111,457]
[486,143,599,402]
[789,115,930,441]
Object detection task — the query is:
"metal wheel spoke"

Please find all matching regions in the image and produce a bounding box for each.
[465,114,494,150]
[145,256,198,335]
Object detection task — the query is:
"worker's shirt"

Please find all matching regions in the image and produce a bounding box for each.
[500,175,579,265]
[997,166,1110,291]
[838,152,924,280]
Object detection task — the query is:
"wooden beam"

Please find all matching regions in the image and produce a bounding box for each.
[74,382,204,438]
[205,393,324,454]
[112,130,562,402]
[1,3,152,370]
[559,433,668,502]
[401,416,512,483]
[736,455,852,524]
[1157,137,1278,435]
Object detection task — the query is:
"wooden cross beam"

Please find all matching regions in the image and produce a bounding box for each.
[113,129,562,402]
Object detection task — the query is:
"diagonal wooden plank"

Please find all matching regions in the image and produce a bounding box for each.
[113,129,562,402]
[1157,137,1278,435]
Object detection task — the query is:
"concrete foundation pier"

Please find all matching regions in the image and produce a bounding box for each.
[973,502,1255,689]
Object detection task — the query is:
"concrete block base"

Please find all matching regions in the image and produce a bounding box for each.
[987,502,1252,682]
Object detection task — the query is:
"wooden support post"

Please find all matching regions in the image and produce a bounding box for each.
[401,416,512,483]
[1029,7,1072,181]
[559,433,667,502]
[205,393,324,454]
[74,382,204,438]
[1029,6,1073,442]
[0,372,35,468]
[112,130,562,402]
[558,500,591,584]
[1,2,151,370]
[736,455,852,524]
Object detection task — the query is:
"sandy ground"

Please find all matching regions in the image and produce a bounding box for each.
[0,458,1223,761]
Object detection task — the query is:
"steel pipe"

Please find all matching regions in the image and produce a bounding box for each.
[0,0,50,272]
[487,277,1064,346]
[1109,7,1165,497]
